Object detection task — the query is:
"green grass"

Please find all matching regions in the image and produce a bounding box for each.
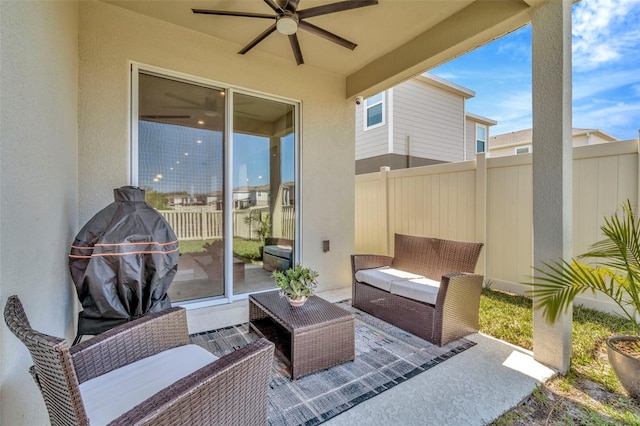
[178,238,263,260]
[482,288,640,424]
[233,238,263,260]
[480,288,533,350]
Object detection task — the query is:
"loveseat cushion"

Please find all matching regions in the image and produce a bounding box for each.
[355,267,424,292]
[79,344,218,426]
[390,277,441,305]
[263,244,292,260]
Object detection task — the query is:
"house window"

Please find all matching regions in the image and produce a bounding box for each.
[364,92,384,129]
[476,124,487,153]
[132,67,299,305]
[515,146,531,154]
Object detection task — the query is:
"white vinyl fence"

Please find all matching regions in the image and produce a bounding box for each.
[355,139,640,314]
[160,205,295,241]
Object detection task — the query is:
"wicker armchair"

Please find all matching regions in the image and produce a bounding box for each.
[352,234,483,346]
[4,295,274,426]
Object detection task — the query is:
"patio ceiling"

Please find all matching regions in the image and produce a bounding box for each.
[103,0,536,98]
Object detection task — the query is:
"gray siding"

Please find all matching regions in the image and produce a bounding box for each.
[465,119,476,160]
[355,92,389,160]
[392,79,465,163]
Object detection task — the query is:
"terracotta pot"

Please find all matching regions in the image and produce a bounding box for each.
[287,296,307,307]
[607,335,640,399]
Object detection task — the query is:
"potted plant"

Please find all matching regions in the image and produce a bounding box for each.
[528,200,640,398]
[272,263,319,307]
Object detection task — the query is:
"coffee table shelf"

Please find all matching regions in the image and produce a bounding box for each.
[249,291,355,380]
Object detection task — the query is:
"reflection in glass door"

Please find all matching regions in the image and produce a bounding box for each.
[137,72,226,302]
[134,69,297,303]
[232,93,296,295]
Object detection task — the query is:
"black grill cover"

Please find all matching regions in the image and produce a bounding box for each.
[69,186,179,335]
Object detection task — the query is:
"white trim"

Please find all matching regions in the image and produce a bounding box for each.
[129,62,301,309]
[515,145,532,154]
[225,89,234,301]
[295,100,302,264]
[476,123,487,154]
[364,92,385,131]
[129,63,139,185]
[463,97,467,161]
[387,88,393,154]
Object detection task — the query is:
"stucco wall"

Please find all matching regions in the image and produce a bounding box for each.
[78,1,354,289]
[0,1,79,425]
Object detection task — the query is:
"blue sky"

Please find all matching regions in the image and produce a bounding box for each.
[430,0,640,140]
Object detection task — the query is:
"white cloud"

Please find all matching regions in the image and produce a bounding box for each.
[573,68,640,100]
[574,101,640,138]
[470,89,533,135]
[572,0,640,71]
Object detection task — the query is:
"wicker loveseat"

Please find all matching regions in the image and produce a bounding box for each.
[4,295,274,426]
[351,234,484,346]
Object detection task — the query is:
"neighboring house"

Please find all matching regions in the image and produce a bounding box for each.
[355,73,497,174]
[489,128,618,157]
[233,185,270,209]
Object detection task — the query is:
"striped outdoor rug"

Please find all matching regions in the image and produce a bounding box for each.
[190,301,475,426]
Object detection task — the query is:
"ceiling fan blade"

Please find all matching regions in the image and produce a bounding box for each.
[140,115,191,119]
[289,34,304,65]
[263,0,285,13]
[192,9,275,19]
[298,21,357,50]
[239,24,277,55]
[297,0,377,19]
[165,93,203,107]
[283,0,300,12]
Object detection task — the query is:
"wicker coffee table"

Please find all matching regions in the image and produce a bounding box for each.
[249,291,355,380]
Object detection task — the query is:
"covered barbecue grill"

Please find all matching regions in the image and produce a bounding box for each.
[69,186,179,337]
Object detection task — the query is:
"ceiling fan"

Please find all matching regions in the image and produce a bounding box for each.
[140,114,191,120]
[192,0,379,65]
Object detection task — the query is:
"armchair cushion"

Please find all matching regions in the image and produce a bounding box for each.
[389,277,441,305]
[5,295,275,426]
[354,266,424,292]
[79,344,217,426]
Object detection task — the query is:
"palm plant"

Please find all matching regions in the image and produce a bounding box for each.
[528,199,640,334]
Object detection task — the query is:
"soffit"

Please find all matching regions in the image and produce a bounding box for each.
[103,0,534,98]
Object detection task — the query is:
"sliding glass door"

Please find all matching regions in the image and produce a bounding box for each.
[232,93,296,295]
[133,67,297,303]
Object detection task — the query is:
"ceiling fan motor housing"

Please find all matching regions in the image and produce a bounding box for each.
[276,11,298,35]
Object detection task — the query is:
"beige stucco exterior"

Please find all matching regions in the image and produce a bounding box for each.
[1,2,79,424]
[1,0,573,423]
[3,2,355,423]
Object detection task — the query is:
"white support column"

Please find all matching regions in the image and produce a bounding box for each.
[531,0,573,373]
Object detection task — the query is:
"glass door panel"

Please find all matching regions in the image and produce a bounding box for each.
[232,93,296,294]
[137,72,225,302]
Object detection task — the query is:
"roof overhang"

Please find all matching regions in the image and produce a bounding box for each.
[103,0,537,99]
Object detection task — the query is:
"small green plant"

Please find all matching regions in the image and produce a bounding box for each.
[526,200,640,335]
[244,211,271,242]
[272,264,319,299]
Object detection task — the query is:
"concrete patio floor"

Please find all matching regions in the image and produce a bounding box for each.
[186,286,555,425]
[318,287,556,426]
